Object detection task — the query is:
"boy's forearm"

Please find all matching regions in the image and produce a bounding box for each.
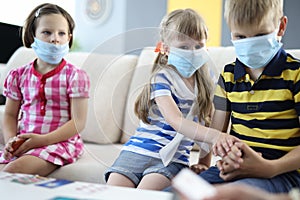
[210,110,231,133]
[271,145,300,176]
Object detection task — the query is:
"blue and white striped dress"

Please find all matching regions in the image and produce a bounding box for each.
[123,67,209,166]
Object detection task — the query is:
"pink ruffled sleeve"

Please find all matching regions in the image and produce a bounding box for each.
[3,69,22,100]
[68,68,90,98]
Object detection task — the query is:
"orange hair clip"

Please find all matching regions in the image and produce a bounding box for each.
[154,42,163,53]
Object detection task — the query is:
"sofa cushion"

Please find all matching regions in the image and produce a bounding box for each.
[0,106,4,145]
[286,49,300,59]
[121,47,157,143]
[48,143,123,183]
[81,53,138,144]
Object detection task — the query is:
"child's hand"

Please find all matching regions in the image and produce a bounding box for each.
[220,143,243,171]
[190,163,209,174]
[12,133,47,156]
[3,137,14,160]
[218,142,269,181]
[3,136,26,160]
[213,133,240,157]
[11,137,26,153]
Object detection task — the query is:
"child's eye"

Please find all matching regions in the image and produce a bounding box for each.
[255,33,268,37]
[195,45,202,49]
[42,31,51,35]
[234,35,246,40]
[59,32,66,36]
[179,46,189,50]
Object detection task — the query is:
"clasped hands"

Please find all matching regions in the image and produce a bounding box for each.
[213,134,274,180]
[3,133,47,160]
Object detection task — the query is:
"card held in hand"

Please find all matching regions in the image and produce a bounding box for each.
[172,168,216,200]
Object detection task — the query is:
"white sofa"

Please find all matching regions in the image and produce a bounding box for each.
[0,46,299,184]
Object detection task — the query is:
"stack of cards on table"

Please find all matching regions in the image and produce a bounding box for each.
[36,179,73,188]
[0,172,72,187]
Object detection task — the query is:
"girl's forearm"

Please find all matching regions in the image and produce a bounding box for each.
[2,115,18,143]
[170,117,221,144]
[44,119,85,145]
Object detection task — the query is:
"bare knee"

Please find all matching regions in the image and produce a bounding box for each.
[1,156,58,176]
[107,173,135,188]
[137,173,171,190]
[2,161,24,174]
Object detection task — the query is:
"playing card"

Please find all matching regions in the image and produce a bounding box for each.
[36,179,73,188]
[10,174,51,185]
[172,168,216,200]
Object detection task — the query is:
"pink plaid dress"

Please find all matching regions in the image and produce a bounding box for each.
[0,59,90,165]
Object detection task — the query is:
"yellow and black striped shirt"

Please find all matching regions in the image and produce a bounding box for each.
[214,48,300,159]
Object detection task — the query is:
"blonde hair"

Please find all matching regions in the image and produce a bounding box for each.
[135,9,213,125]
[224,0,284,29]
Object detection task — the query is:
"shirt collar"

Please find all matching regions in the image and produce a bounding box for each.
[234,48,287,81]
[32,58,66,80]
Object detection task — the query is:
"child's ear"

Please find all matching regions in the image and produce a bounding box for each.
[277,16,288,37]
[68,33,72,41]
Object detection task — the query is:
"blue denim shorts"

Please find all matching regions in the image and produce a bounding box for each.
[199,166,300,193]
[104,150,187,186]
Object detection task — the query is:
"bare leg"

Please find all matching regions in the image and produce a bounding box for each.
[137,173,171,190]
[2,155,58,176]
[106,172,135,188]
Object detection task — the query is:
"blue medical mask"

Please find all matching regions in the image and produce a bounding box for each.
[167,47,209,78]
[231,31,282,69]
[31,38,69,65]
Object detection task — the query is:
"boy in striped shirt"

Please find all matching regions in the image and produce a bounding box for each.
[200,0,300,194]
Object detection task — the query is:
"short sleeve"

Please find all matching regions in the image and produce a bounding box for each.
[213,74,231,111]
[3,69,22,100]
[68,69,90,98]
[150,71,172,100]
[293,64,300,115]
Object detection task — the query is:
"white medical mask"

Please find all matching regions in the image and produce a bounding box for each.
[167,47,209,78]
[31,38,69,65]
[231,31,282,69]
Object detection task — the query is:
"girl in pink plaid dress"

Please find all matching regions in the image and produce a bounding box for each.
[0,3,90,176]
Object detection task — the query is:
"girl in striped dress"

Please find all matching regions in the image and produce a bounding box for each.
[105,9,238,190]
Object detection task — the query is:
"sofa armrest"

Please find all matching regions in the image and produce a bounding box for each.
[0,64,7,94]
[0,106,5,145]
